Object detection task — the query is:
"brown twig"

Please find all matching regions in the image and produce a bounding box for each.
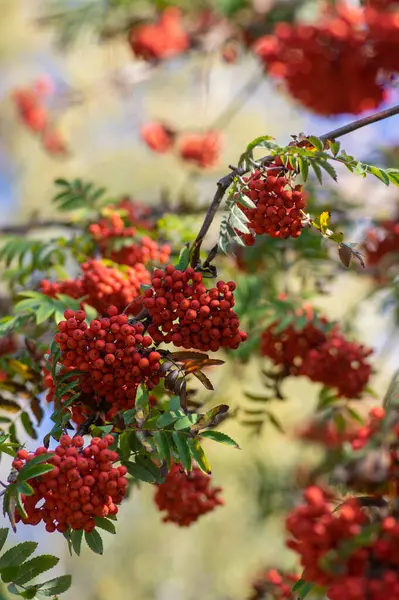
[190,103,399,268]
[0,220,77,235]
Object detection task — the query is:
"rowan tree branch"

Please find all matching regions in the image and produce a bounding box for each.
[190,103,399,268]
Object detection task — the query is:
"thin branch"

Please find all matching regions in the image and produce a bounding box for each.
[0,220,77,235]
[210,68,264,132]
[191,103,399,268]
[320,104,399,142]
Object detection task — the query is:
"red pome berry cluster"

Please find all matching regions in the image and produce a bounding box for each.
[300,332,373,399]
[143,266,247,351]
[363,220,399,269]
[299,417,354,449]
[261,316,328,374]
[13,435,127,533]
[254,6,393,116]
[117,198,155,231]
[249,569,299,600]
[12,76,67,155]
[261,310,372,398]
[287,486,399,600]
[154,463,223,526]
[88,212,137,242]
[177,131,222,169]
[129,7,189,61]
[140,122,175,153]
[366,8,399,73]
[41,259,151,315]
[54,306,161,418]
[238,167,305,243]
[108,236,171,268]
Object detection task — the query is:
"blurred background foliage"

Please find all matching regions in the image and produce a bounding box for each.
[0,1,399,599]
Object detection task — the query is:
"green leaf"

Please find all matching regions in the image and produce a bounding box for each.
[229,212,250,235]
[311,161,323,184]
[70,530,83,556]
[236,193,256,210]
[0,542,37,569]
[35,302,56,325]
[17,463,54,483]
[298,156,309,181]
[175,245,190,270]
[190,405,229,433]
[135,455,164,484]
[84,530,103,555]
[125,461,156,484]
[94,517,116,534]
[36,574,72,596]
[199,430,240,449]
[20,412,37,440]
[292,578,315,599]
[135,385,149,410]
[0,529,8,552]
[153,431,171,470]
[123,408,135,425]
[17,482,34,496]
[329,141,341,157]
[12,555,59,586]
[172,432,192,473]
[156,411,183,428]
[319,161,338,182]
[187,438,211,474]
[11,585,38,599]
[308,136,324,151]
[174,414,200,431]
[369,165,389,186]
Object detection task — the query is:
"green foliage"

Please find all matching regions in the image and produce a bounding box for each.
[0,529,71,598]
[0,238,66,286]
[12,291,83,328]
[53,178,107,212]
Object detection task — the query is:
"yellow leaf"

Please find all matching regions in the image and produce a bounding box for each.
[8,360,35,380]
[319,211,331,234]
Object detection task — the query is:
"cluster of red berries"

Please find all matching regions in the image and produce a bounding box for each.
[154,463,223,526]
[88,212,137,242]
[140,122,222,169]
[117,198,155,231]
[249,569,299,600]
[41,259,150,315]
[177,131,222,169]
[109,236,171,268]
[238,166,305,244]
[261,310,372,398]
[88,202,171,268]
[261,314,328,375]
[350,407,387,452]
[143,265,247,352]
[300,332,373,399]
[287,486,399,600]
[53,307,161,418]
[366,8,399,73]
[12,76,67,155]
[13,435,127,533]
[299,417,353,449]
[140,122,175,154]
[254,5,396,116]
[129,7,189,61]
[363,220,399,270]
